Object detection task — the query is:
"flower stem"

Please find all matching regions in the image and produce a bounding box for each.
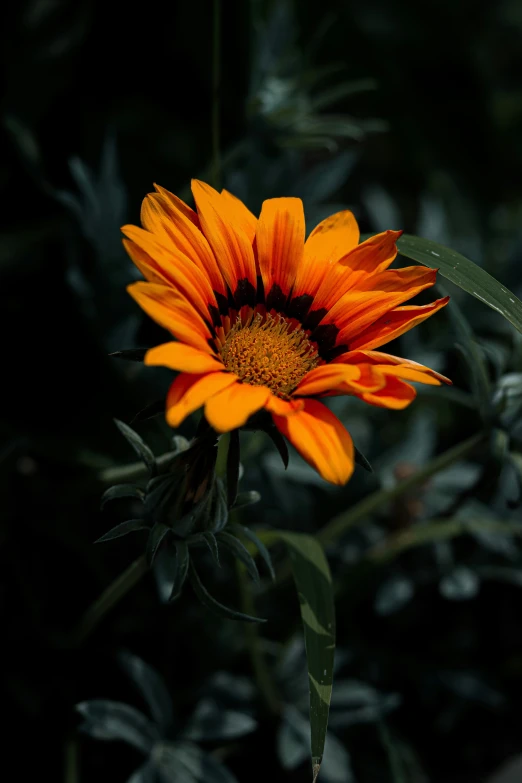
[237,563,281,715]
[317,431,486,547]
[75,555,148,644]
[212,0,221,189]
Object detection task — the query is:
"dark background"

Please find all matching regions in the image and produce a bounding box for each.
[2,1,522,781]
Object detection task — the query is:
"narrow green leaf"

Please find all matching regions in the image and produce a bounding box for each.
[201,532,220,566]
[95,519,148,543]
[100,484,145,510]
[188,562,266,623]
[109,348,148,362]
[169,541,190,602]
[146,522,171,567]
[233,490,262,509]
[275,532,336,779]
[130,399,165,424]
[230,523,275,581]
[397,234,522,334]
[265,424,290,469]
[217,531,260,584]
[354,446,373,473]
[114,419,157,476]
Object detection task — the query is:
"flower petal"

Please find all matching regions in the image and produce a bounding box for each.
[256,197,305,311]
[127,282,214,353]
[289,210,360,314]
[295,363,384,397]
[153,184,200,226]
[123,231,220,324]
[220,189,257,243]
[337,349,452,385]
[349,296,450,351]
[271,399,354,485]
[166,371,238,427]
[145,342,224,373]
[192,180,257,306]
[205,382,271,431]
[356,376,417,410]
[132,190,227,300]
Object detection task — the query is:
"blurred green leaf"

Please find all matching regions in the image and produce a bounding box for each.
[118,651,174,732]
[374,575,414,616]
[182,700,257,742]
[76,700,158,752]
[109,349,148,362]
[319,733,354,783]
[115,419,157,476]
[146,522,171,567]
[155,742,238,783]
[100,484,145,509]
[276,532,335,780]
[439,567,480,600]
[277,705,311,769]
[397,235,522,334]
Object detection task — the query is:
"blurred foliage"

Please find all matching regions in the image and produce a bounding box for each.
[2,1,522,782]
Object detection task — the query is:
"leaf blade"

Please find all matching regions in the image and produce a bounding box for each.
[397,234,522,334]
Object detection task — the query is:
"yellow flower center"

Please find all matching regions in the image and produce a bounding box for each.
[221,313,319,398]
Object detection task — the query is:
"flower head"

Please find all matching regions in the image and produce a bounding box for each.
[123,181,450,485]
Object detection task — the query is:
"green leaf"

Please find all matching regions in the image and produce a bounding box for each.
[201,532,221,566]
[76,700,159,752]
[217,531,260,584]
[265,423,290,469]
[230,523,275,580]
[131,399,165,424]
[95,519,149,543]
[182,700,257,741]
[188,562,266,623]
[169,541,190,602]
[354,445,373,473]
[275,532,336,780]
[444,290,492,422]
[118,651,174,732]
[100,484,145,510]
[109,349,149,362]
[114,419,157,476]
[146,522,171,567]
[397,234,522,334]
[233,490,262,509]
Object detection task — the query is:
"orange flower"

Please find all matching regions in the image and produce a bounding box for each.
[123,181,450,485]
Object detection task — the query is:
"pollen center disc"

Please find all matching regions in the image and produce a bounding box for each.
[221,313,319,398]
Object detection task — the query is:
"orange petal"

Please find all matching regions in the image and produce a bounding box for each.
[265,396,305,416]
[133,191,227,299]
[295,363,384,397]
[337,349,452,385]
[205,382,271,431]
[349,296,450,351]
[356,376,417,410]
[330,276,440,347]
[291,210,360,306]
[153,184,200,226]
[271,399,354,485]
[166,371,238,427]
[127,282,214,353]
[123,231,219,323]
[256,197,305,310]
[221,189,257,243]
[192,180,257,305]
[145,342,224,373]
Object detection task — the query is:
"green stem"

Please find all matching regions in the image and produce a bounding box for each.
[212,0,221,189]
[75,555,148,644]
[317,431,485,547]
[367,517,522,564]
[237,563,281,715]
[99,451,177,486]
[64,738,80,783]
